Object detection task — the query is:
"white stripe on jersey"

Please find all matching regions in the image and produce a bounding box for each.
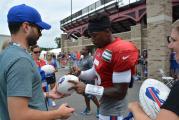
[112,69,131,83]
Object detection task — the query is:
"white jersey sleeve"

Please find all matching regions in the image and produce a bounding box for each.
[79,66,97,81]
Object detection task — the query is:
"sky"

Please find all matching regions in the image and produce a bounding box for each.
[0,0,99,48]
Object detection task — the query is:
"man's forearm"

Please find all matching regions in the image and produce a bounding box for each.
[27,109,60,120]
[103,83,129,99]
[132,109,151,120]
[8,96,62,120]
[11,109,60,120]
[84,83,128,100]
[128,102,151,120]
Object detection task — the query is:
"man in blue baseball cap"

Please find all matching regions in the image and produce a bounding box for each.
[0,4,74,120]
[7,4,51,46]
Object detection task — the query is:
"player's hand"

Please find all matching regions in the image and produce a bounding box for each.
[128,101,142,112]
[49,84,70,99]
[55,103,75,119]
[69,66,81,76]
[68,80,86,94]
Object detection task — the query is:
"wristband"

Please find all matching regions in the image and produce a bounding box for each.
[85,84,104,96]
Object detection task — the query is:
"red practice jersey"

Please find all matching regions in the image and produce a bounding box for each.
[94,37,139,88]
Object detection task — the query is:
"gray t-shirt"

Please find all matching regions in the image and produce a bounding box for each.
[78,55,93,71]
[0,45,47,120]
[78,55,94,84]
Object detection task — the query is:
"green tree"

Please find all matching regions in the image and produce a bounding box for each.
[55,37,61,48]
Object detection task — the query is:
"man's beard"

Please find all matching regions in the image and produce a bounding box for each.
[27,35,39,46]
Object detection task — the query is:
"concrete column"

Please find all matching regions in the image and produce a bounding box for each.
[78,36,83,47]
[130,24,142,51]
[146,0,172,79]
[61,34,68,53]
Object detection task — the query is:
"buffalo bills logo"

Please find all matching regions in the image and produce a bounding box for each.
[145,87,165,107]
[58,77,65,85]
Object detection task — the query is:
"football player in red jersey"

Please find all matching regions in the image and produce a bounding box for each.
[69,13,139,120]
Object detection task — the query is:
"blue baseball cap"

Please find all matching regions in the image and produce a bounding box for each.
[7,4,51,30]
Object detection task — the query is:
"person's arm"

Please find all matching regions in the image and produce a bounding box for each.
[128,102,151,120]
[70,66,97,81]
[69,81,128,99]
[157,109,179,120]
[128,102,179,120]
[8,97,74,120]
[102,69,131,99]
[79,67,97,81]
[44,84,70,99]
[69,70,130,99]
[102,83,129,99]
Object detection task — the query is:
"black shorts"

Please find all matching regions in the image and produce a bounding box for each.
[46,73,56,84]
